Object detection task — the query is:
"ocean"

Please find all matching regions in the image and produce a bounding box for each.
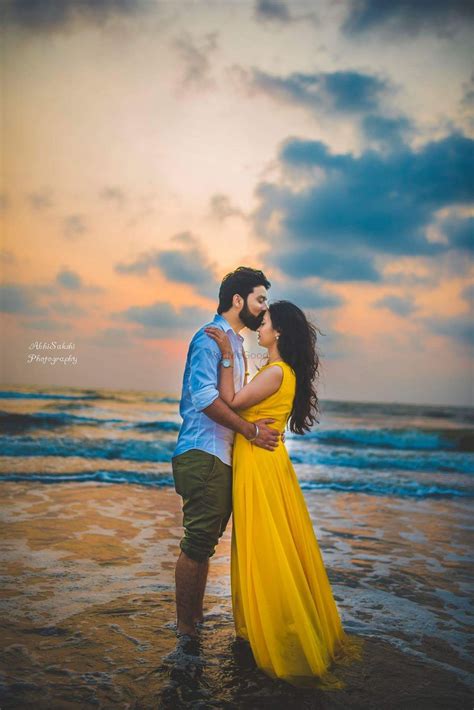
[1,386,473,497]
[1,386,473,706]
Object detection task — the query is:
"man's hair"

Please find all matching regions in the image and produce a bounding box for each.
[217,266,271,314]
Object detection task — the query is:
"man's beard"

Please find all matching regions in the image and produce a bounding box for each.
[240,300,264,331]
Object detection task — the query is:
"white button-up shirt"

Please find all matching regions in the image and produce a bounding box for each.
[173,313,245,466]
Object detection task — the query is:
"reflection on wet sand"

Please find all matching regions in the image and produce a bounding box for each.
[0,482,472,708]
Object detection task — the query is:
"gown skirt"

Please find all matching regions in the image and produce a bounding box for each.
[230,362,346,687]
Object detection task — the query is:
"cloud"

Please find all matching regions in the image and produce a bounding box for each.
[0,249,17,265]
[158,246,219,299]
[0,284,48,316]
[441,216,474,252]
[56,268,83,290]
[254,0,291,23]
[85,327,135,348]
[116,300,213,339]
[100,186,126,207]
[172,232,196,247]
[0,270,94,330]
[21,318,71,331]
[174,32,218,89]
[209,194,245,221]
[253,0,318,26]
[461,73,474,108]
[63,214,87,239]
[2,0,152,32]
[49,301,86,317]
[460,73,474,131]
[253,132,474,283]
[423,315,474,346]
[242,68,389,116]
[461,283,474,305]
[26,190,53,210]
[115,250,161,276]
[268,243,381,282]
[158,249,207,285]
[52,268,102,296]
[374,294,417,316]
[115,232,219,298]
[343,0,474,37]
[319,328,362,360]
[383,268,437,288]
[361,114,413,150]
[270,279,344,309]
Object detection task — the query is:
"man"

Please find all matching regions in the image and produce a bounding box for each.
[172,266,279,638]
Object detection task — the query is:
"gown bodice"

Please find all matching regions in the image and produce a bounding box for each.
[237,361,296,432]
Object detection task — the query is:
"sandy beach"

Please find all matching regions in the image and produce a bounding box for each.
[1,480,472,709]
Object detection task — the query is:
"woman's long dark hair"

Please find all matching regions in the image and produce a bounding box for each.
[268,300,320,435]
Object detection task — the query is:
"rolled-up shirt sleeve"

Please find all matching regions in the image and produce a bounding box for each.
[188,333,221,412]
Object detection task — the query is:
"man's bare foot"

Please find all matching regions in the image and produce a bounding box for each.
[163,633,203,666]
[177,621,197,637]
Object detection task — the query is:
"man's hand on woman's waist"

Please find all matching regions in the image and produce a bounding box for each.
[245,418,280,451]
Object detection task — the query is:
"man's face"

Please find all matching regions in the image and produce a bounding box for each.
[239,285,268,331]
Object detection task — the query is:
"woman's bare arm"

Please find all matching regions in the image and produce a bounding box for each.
[205,326,283,410]
[220,364,283,409]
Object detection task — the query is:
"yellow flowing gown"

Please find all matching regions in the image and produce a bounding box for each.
[231,361,346,687]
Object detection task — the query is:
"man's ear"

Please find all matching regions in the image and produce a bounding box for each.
[233,294,243,309]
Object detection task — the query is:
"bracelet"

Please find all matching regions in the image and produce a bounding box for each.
[247,423,259,442]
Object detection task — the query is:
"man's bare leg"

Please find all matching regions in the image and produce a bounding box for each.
[193,558,209,624]
[175,550,207,636]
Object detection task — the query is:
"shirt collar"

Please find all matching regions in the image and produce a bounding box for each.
[212,313,244,342]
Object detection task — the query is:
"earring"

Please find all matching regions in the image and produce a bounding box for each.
[276,334,280,340]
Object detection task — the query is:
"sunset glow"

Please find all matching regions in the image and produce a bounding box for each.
[1,0,473,405]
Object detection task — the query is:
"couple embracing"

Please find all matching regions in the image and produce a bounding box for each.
[171,266,346,687]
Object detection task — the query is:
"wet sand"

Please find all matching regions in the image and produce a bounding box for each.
[0,482,472,709]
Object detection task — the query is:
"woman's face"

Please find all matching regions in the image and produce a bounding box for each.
[257,310,279,349]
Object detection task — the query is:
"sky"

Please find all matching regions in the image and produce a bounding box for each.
[1,0,473,406]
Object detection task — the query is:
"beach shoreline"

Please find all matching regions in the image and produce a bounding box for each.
[0,481,472,708]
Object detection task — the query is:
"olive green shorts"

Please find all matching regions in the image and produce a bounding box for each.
[172,449,232,563]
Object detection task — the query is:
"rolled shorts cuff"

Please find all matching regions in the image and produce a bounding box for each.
[179,539,213,563]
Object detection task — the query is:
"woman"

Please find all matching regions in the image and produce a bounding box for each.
[205,301,346,687]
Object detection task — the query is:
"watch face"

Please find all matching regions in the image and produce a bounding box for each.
[221,358,231,368]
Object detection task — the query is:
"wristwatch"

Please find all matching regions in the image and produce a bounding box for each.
[221,358,233,368]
